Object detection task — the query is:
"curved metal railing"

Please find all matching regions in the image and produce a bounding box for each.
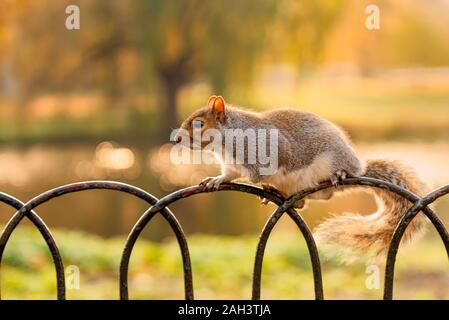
[0,177,447,300]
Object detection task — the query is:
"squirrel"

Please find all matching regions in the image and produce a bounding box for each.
[174,95,427,262]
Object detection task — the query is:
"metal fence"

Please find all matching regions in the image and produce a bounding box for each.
[0,177,448,300]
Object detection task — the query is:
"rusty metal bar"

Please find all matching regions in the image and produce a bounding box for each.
[0,192,65,299]
[252,206,323,300]
[119,183,283,299]
[119,183,324,300]
[0,178,447,300]
[279,177,449,300]
[384,184,449,299]
[0,181,191,300]
[253,177,427,300]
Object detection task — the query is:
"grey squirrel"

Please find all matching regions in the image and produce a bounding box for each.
[175,95,427,262]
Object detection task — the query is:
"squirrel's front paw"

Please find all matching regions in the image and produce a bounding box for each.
[200,176,228,191]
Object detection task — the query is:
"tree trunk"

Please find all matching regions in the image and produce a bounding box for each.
[160,75,182,140]
[157,56,193,140]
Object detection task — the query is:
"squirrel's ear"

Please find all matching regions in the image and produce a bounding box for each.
[207,95,218,106]
[210,96,226,123]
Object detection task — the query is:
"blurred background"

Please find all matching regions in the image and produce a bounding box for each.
[0,0,449,299]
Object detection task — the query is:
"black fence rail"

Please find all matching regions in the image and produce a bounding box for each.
[0,177,448,300]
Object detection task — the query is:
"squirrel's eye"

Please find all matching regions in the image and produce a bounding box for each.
[192,119,204,129]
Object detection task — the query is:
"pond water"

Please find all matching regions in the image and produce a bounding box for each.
[0,141,448,241]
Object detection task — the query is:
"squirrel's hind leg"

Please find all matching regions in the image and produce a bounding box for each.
[260,183,286,205]
[307,169,348,201]
[259,184,307,209]
[330,169,347,186]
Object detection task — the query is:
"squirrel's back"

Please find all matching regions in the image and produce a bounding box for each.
[261,108,362,175]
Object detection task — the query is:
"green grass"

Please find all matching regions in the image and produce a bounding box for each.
[1,225,448,299]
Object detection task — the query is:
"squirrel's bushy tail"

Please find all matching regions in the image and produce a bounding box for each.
[314,159,427,263]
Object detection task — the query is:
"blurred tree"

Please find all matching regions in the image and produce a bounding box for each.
[4,0,447,143]
[268,0,346,73]
[0,0,61,135]
[1,0,346,140]
[387,4,449,68]
[0,0,348,138]
[82,0,132,109]
[323,0,449,75]
[131,0,278,134]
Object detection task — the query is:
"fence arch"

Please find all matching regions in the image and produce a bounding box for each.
[0,192,64,299]
[119,183,323,300]
[0,178,447,300]
[252,177,447,300]
[384,184,449,299]
[252,206,322,299]
[0,181,192,300]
